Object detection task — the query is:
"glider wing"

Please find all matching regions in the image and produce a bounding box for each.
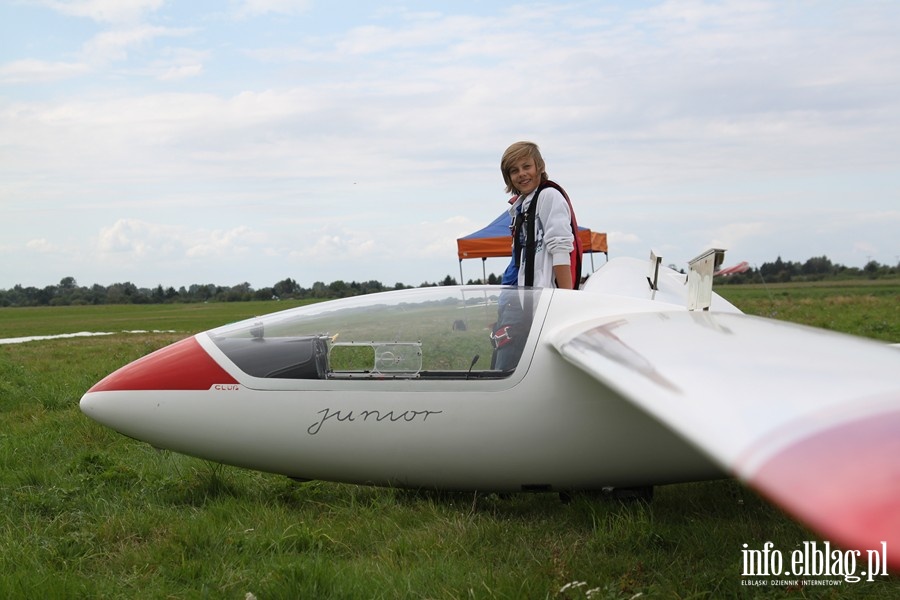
[552,311,900,569]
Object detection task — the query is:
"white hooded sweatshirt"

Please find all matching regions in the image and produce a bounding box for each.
[508,185,575,288]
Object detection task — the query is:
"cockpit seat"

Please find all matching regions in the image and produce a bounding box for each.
[213,335,328,379]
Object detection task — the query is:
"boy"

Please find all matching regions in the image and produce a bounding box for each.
[491,142,582,371]
[501,141,580,289]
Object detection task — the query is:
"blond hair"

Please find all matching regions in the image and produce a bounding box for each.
[501,141,548,195]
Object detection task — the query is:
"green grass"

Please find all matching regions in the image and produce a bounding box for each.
[0,300,314,338]
[0,285,898,598]
[715,280,899,342]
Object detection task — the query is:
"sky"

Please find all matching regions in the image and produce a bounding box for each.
[1,0,899,291]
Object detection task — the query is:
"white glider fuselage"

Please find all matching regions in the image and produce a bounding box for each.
[80,258,730,492]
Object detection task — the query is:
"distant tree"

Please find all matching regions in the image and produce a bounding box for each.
[864,260,883,279]
[106,284,125,304]
[224,282,253,302]
[329,280,348,297]
[273,278,300,298]
[359,280,385,295]
[253,287,274,301]
[801,255,834,276]
[188,283,217,302]
[760,256,800,283]
[88,284,107,305]
[54,277,78,305]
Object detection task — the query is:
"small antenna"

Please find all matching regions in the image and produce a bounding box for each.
[466,354,480,380]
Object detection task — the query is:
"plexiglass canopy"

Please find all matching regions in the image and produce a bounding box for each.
[208,286,545,380]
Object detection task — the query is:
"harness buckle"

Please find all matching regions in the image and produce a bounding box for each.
[491,325,513,349]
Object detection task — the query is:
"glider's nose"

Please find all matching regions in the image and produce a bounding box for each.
[80,336,244,455]
[80,336,239,426]
[85,336,237,394]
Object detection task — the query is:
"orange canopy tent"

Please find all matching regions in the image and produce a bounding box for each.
[457,211,608,283]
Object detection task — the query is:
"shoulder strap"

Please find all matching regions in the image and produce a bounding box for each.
[543,181,583,289]
[523,190,539,286]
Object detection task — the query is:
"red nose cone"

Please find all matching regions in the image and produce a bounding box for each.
[88,336,238,392]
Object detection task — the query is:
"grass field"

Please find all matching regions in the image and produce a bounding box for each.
[1,283,898,598]
[0,300,314,339]
[715,279,899,343]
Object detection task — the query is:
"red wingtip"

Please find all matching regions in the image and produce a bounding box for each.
[751,408,900,572]
[88,336,238,392]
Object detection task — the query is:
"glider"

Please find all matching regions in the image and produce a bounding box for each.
[714,260,750,276]
[80,249,900,570]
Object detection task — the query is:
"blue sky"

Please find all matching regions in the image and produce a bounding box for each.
[1,0,898,290]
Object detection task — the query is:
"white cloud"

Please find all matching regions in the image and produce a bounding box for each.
[156,62,202,81]
[96,219,270,260]
[851,241,879,259]
[610,232,642,246]
[96,218,164,257]
[42,0,165,24]
[231,0,312,19]
[0,59,90,84]
[707,221,768,251]
[26,238,59,253]
[185,226,268,258]
[81,25,194,64]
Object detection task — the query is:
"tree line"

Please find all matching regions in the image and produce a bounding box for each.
[713,256,897,284]
[0,276,457,307]
[0,256,896,307]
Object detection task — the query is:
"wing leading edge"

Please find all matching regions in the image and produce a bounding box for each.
[552,310,900,570]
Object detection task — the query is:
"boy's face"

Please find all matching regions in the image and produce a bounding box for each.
[507,156,542,195]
